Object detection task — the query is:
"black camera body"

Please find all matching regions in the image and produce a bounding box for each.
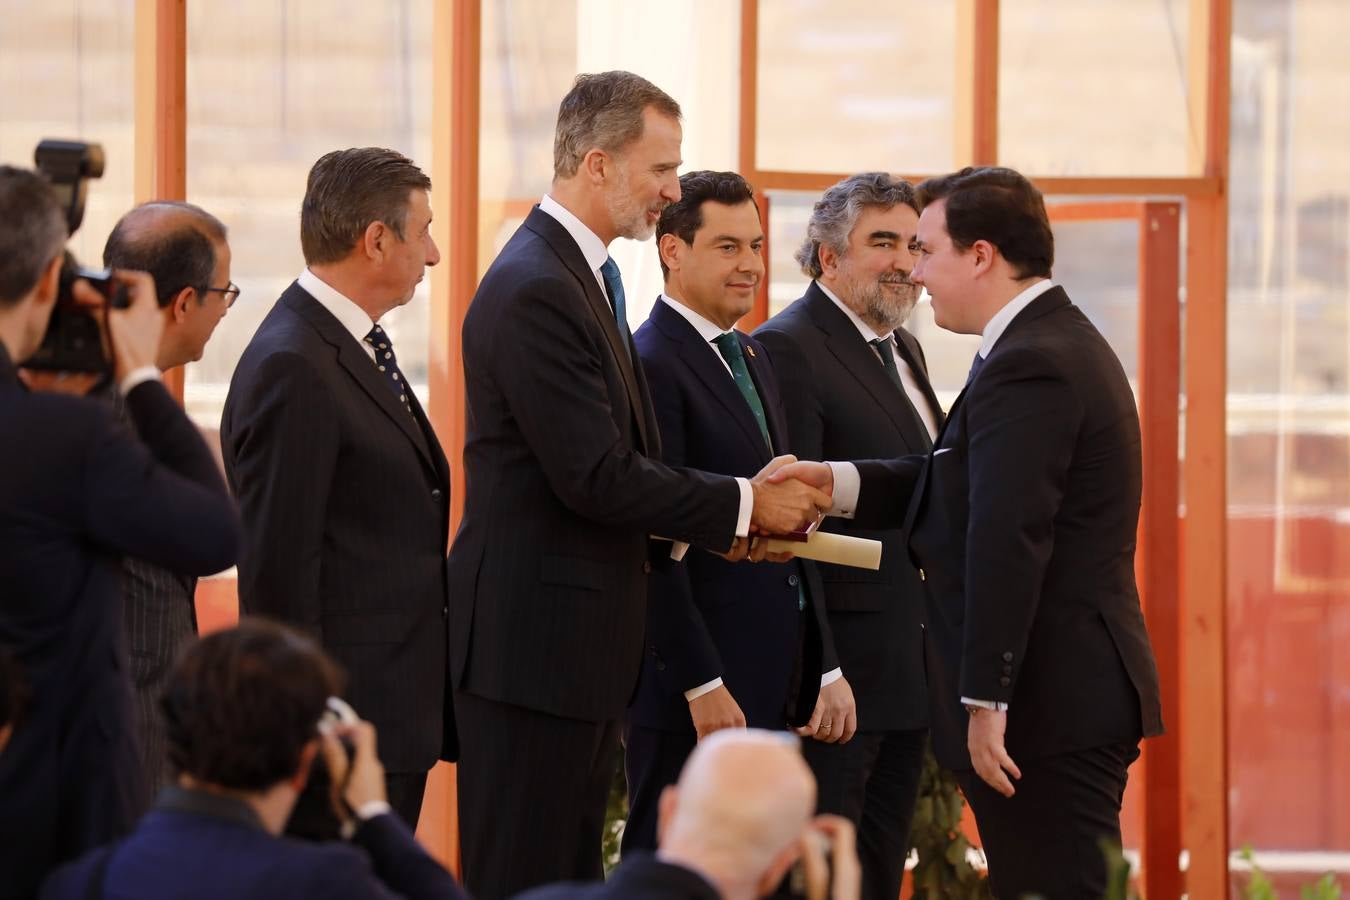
[20,140,127,374]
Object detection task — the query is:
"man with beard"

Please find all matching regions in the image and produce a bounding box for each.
[448,72,829,898]
[754,173,941,900]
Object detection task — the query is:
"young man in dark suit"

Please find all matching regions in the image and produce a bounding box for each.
[448,72,829,898]
[0,166,241,899]
[774,167,1164,899]
[753,173,939,900]
[41,621,469,900]
[222,148,452,828]
[622,170,844,856]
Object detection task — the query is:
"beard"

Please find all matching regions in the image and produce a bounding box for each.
[852,272,920,331]
[604,165,664,241]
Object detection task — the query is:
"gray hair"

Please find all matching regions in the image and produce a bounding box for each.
[301,147,431,266]
[553,71,681,180]
[794,172,919,278]
[0,166,68,307]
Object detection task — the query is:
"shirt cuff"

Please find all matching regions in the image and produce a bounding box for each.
[119,365,161,395]
[961,697,1009,712]
[734,477,753,537]
[354,800,393,821]
[820,668,843,688]
[825,462,859,518]
[684,677,723,703]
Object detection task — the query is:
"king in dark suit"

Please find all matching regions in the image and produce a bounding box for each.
[447,73,828,898]
[221,148,452,828]
[621,170,840,857]
[777,167,1164,899]
[755,173,942,900]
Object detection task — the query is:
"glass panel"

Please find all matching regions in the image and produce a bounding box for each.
[184,0,433,426]
[757,0,957,175]
[1228,0,1350,883]
[0,1,134,268]
[999,0,1192,176]
[480,0,739,332]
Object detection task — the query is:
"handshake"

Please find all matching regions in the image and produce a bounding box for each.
[722,456,836,563]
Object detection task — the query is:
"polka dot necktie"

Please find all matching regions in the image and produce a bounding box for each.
[364,324,411,413]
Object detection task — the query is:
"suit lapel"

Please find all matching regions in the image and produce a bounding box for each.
[283,285,440,476]
[892,328,943,432]
[524,208,651,453]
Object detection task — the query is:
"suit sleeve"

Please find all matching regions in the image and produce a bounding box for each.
[81,381,240,575]
[959,348,1078,702]
[224,351,338,635]
[480,275,738,549]
[638,352,726,694]
[344,814,470,900]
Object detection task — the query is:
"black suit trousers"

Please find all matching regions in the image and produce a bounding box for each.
[955,741,1140,900]
[803,728,926,900]
[455,691,621,900]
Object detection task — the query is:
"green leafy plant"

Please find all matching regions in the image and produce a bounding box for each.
[909,744,994,898]
[1241,846,1343,900]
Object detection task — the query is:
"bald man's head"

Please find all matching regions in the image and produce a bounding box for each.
[657,730,816,898]
[104,201,228,308]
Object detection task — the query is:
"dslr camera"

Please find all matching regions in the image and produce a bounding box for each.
[21,139,129,374]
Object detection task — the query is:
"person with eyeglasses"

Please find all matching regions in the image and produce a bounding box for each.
[98,200,239,810]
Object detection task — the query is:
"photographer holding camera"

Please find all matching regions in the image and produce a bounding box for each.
[0,164,241,899]
[40,620,470,900]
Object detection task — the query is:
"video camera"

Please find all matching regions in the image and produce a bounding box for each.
[21,139,129,374]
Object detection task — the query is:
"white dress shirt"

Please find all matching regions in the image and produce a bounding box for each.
[658,294,842,702]
[824,279,1058,711]
[298,268,380,364]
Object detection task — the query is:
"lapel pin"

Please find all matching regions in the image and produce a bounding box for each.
[746,346,756,358]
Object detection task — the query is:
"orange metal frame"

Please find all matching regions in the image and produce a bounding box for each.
[142,0,1231,891]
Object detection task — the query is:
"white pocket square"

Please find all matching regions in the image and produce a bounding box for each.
[933,447,953,456]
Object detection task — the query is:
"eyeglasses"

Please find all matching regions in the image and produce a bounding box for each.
[201,282,241,308]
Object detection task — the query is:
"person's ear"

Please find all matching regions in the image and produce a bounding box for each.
[582,149,610,186]
[817,242,841,279]
[658,233,684,275]
[32,255,63,308]
[970,239,997,276]
[362,220,389,261]
[170,287,195,323]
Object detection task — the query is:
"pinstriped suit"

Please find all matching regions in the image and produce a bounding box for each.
[221,282,453,826]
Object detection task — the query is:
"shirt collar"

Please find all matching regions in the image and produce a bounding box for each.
[817,280,891,344]
[154,785,266,832]
[539,194,609,274]
[298,268,377,347]
[978,278,1057,358]
[660,293,733,344]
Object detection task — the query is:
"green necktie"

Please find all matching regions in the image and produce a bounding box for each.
[869,336,906,391]
[712,332,771,451]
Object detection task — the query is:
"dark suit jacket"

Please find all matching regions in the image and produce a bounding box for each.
[628,299,835,732]
[447,207,741,723]
[754,283,940,732]
[514,853,719,900]
[0,346,240,900]
[39,787,469,900]
[221,282,454,770]
[852,287,1164,768]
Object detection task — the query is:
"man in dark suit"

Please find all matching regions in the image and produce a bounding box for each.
[754,173,941,900]
[0,165,241,899]
[222,147,452,828]
[622,170,844,857]
[40,620,469,900]
[519,731,852,900]
[775,167,1164,898]
[448,72,829,898]
[102,200,236,804]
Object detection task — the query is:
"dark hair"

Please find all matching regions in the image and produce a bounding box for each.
[794,172,919,279]
[161,619,344,791]
[0,166,68,307]
[301,147,431,265]
[656,170,758,278]
[0,645,28,735]
[915,166,1054,279]
[103,202,228,308]
[553,71,682,179]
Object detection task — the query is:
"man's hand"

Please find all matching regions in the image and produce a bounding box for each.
[714,536,794,564]
[319,719,389,820]
[767,459,834,496]
[101,269,164,383]
[750,455,831,535]
[795,675,857,744]
[797,814,861,900]
[967,708,1020,797]
[688,684,746,741]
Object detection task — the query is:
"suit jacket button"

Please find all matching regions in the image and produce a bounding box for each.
[1002,664,1013,676]
[442,606,449,619]
[999,676,1011,687]
[787,574,800,587]
[656,660,666,671]
[431,488,443,501]
[642,561,652,575]
[1002,651,1013,662]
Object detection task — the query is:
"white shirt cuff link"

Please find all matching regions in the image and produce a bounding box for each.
[825,461,860,519]
[820,668,843,688]
[685,677,723,702]
[961,697,1009,712]
[734,477,753,537]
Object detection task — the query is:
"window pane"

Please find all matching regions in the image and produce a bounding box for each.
[757,0,956,175]
[1000,0,1192,175]
[0,1,134,269]
[184,0,433,426]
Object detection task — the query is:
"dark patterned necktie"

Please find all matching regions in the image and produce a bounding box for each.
[364,324,411,413]
[712,332,771,451]
[599,257,632,358]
